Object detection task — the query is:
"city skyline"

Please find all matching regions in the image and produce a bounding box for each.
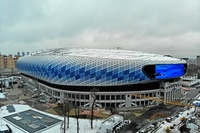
[0,0,199,58]
[0,50,199,59]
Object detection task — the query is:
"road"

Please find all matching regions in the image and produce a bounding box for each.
[125,89,200,133]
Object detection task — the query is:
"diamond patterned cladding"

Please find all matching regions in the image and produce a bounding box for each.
[53,62,137,84]
[17,55,153,86]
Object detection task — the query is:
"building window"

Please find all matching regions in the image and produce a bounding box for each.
[106,95,110,100]
[96,95,99,100]
[116,95,120,100]
[81,95,84,99]
[111,95,115,100]
[76,95,80,99]
[101,95,105,100]
[72,94,75,99]
[47,89,52,95]
[64,93,68,98]
[53,91,60,96]
[85,95,89,100]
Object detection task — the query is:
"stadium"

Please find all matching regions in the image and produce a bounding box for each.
[16,48,187,108]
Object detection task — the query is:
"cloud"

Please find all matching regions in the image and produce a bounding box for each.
[3,29,197,58]
[0,0,199,58]
[67,30,200,58]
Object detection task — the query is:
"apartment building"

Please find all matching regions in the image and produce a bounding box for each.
[0,54,19,69]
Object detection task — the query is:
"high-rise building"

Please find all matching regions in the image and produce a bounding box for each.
[0,54,4,69]
[17,52,30,56]
[197,55,200,66]
[22,52,25,56]
[0,54,18,69]
[7,54,15,68]
[17,52,20,56]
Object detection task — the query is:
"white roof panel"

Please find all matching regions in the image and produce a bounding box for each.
[30,48,182,61]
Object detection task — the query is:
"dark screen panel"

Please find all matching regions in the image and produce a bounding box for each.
[143,65,155,79]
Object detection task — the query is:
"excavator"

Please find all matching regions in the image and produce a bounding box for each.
[149,113,167,121]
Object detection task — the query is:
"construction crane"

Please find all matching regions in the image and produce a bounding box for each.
[131,93,193,107]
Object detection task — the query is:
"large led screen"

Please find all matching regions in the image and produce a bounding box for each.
[143,64,186,79]
[155,64,185,79]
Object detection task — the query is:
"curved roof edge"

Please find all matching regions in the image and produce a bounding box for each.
[28,48,184,62]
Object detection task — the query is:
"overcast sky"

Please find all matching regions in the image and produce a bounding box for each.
[0,0,199,58]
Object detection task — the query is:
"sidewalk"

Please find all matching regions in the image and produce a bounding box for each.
[1,84,31,105]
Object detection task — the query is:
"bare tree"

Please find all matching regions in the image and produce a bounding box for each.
[67,99,70,129]
[90,88,99,129]
[61,101,67,133]
[60,97,71,133]
[73,96,80,133]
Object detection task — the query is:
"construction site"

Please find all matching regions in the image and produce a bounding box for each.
[1,76,200,133]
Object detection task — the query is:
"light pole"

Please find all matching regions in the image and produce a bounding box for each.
[63,101,67,133]
[0,71,2,93]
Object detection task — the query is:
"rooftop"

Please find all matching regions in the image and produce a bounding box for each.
[30,48,182,61]
[3,108,62,133]
[0,104,103,133]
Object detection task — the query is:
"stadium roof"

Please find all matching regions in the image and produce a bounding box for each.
[30,48,181,61]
